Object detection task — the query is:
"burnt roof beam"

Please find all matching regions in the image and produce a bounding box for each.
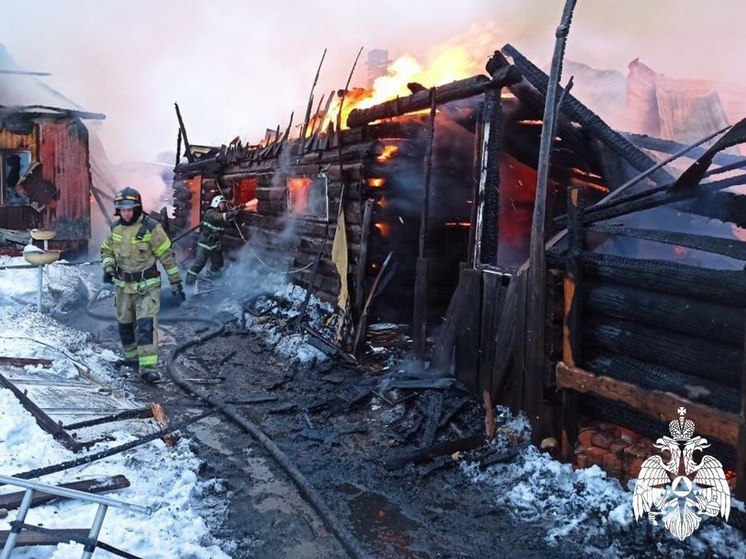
[346,65,522,128]
[502,43,675,186]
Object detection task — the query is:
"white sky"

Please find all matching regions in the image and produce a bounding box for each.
[1,0,744,163]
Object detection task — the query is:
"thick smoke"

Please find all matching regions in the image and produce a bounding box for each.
[2,0,743,165]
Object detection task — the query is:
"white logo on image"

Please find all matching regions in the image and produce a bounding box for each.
[633,407,731,540]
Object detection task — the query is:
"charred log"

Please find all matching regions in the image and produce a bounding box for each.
[583,351,740,413]
[585,316,742,387]
[579,252,746,307]
[585,282,744,345]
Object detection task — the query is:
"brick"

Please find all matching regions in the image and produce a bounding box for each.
[585,446,608,466]
[610,442,627,457]
[617,426,639,444]
[623,444,648,459]
[578,428,595,449]
[591,432,613,449]
[603,452,622,473]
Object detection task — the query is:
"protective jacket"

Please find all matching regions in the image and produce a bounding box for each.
[101,215,181,293]
[197,208,233,251]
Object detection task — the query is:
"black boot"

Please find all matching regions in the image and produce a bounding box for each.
[140,369,161,383]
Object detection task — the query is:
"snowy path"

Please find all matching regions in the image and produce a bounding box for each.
[0,256,233,558]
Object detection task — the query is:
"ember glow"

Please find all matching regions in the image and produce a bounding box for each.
[376,145,399,162]
[375,222,390,236]
[367,178,386,189]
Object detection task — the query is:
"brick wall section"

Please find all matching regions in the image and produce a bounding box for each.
[574,421,657,482]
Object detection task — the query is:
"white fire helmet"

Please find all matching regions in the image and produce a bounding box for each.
[210,195,226,209]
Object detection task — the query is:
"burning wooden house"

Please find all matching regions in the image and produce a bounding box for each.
[0,48,103,251]
[172,44,746,492]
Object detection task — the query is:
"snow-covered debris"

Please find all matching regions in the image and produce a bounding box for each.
[463,408,746,558]
[0,258,232,557]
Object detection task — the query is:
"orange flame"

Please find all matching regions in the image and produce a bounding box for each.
[367,178,385,189]
[375,222,390,236]
[376,145,399,163]
[319,24,497,131]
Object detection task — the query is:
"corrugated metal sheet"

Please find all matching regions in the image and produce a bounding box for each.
[38,119,91,240]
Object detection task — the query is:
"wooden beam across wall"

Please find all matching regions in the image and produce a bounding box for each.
[556,362,739,448]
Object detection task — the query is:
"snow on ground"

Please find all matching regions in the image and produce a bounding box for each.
[463,407,746,558]
[0,256,233,558]
[215,260,334,366]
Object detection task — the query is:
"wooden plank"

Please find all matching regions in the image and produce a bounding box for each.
[0,356,53,368]
[353,199,374,319]
[0,476,130,510]
[412,257,429,359]
[478,272,501,395]
[0,529,91,548]
[455,268,483,394]
[556,361,738,447]
[430,278,464,373]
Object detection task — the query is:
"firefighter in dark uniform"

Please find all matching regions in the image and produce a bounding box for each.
[101,187,185,383]
[185,195,238,284]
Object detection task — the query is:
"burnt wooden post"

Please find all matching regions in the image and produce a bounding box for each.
[413,89,437,359]
[525,0,577,441]
[354,199,374,321]
[561,186,584,461]
[174,102,193,163]
[175,129,182,168]
[477,86,503,266]
[738,313,746,499]
[467,104,485,267]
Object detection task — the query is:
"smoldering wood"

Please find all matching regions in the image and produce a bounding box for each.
[585,317,742,387]
[584,352,739,413]
[502,43,674,186]
[63,407,154,430]
[556,362,739,448]
[585,282,744,345]
[579,251,746,307]
[479,88,503,265]
[346,66,521,128]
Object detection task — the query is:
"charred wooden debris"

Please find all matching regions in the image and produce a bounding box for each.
[171,43,746,492]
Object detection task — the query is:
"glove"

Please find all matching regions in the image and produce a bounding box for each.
[172,282,186,302]
[227,208,239,220]
[103,268,114,285]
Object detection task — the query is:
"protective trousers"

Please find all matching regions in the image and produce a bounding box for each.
[186,244,224,283]
[115,286,161,368]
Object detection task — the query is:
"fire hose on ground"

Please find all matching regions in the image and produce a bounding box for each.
[85,289,371,559]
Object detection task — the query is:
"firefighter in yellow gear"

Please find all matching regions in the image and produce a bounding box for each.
[101,187,184,383]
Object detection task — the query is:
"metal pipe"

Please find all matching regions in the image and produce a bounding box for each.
[0,488,34,559]
[0,475,151,514]
[37,265,43,312]
[81,504,108,559]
